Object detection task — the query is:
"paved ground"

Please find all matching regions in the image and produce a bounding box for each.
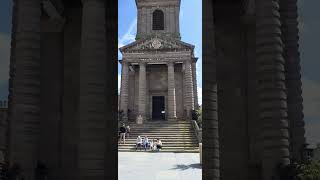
[118,152,202,180]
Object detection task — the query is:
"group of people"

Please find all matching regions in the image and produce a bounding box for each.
[136,136,162,151]
[118,123,163,151]
[119,123,130,144]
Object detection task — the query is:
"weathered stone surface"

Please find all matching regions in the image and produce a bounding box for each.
[280,0,306,162]
[256,0,290,179]
[79,0,107,178]
[167,62,177,120]
[8,1,41,179]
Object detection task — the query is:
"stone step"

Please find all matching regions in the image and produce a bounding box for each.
[118,149,199,153]
[127,126,192,129]
[118,144,198,147]
[118,147,199,150]
[128,133,195,136]
[118,121,198,153]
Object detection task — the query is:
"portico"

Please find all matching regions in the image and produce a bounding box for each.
[119,45,198,123]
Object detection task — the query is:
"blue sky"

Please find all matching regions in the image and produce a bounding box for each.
[118,0,202,105]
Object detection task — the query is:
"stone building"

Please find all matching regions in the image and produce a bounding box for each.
[203,0,306,180]
[119,0,198,123]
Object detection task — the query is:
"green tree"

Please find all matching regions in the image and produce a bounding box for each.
[196,106,202,128]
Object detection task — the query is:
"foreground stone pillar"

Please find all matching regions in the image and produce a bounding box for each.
[256,0,290,179]
[9,0,41,179]
[167,62,177,120]
[184,59,194,119]
[137,62,146,123]
[119,61,129,121]
[79,0,107,178]
[203,0,219,179]
[280,0,306,162]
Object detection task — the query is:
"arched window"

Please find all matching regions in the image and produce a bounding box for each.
[152,10,164,30]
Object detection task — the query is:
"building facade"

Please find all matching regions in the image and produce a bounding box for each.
[119,0,198,122]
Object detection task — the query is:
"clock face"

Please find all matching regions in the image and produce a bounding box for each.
[152,39,162,49]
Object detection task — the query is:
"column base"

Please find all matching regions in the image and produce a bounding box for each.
[168,117,177,121]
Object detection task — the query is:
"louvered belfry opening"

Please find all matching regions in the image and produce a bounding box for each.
[152,9,164,30]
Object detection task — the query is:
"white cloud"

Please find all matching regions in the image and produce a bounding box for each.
[301,77,320,147]
[118,18,137,49]
[302,77,320,119]
[305,121,320,148]
[0,33,10,84]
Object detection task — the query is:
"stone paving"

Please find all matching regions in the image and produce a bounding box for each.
[118,152,202,180]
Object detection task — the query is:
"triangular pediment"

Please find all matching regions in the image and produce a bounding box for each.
[120,36,194,53]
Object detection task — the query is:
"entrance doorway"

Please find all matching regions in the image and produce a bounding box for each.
[152,96,165,120]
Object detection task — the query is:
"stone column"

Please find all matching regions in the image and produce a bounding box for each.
[137,62,147,123]
[256,0,290,179]
[184,59,194,119]
[79,0,107,178]
[167,62,177,120]
[203,0,219,179]
[9,0,41,179]
[120,62,129,121]
[192,61,199,109]
[280,0,306,162]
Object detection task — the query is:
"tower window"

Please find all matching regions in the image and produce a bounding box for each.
[152,10,164,30]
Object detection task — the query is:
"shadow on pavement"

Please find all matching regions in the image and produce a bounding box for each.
[171,163,202,170]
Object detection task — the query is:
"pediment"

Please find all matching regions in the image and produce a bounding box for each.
[120,36,194,53]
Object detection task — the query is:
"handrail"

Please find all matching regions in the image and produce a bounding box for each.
[191,120,202,143]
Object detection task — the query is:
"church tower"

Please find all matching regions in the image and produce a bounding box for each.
[136,0,181,39]
[119,0,198,123]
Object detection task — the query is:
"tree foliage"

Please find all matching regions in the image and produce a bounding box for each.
[279,160,320,180]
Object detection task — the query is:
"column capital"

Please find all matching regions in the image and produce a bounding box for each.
[167,61,174,66]
[122,61,129,66]
[139,62,146,66]
[184,58,192,64]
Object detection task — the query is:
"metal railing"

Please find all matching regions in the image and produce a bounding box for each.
[191,120,202,143]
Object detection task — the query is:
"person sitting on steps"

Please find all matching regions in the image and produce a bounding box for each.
[143,136,150,151]
[136,136,143,150]
[156,138,162,151]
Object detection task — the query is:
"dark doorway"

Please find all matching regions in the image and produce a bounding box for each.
[152,96,165,120]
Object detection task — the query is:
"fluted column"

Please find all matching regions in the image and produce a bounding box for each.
[256,0,290,179]
[137,62,147,123]
[79,0,107,178]
[192,61,199,109]
[203,0,219,179]
[167,62,177,120]
[9,0,41,179]
[280,0,306,162]
[184,59,194,119]
[120,62,129,121]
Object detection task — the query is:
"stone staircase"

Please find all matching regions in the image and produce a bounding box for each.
[118,121,199,153]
